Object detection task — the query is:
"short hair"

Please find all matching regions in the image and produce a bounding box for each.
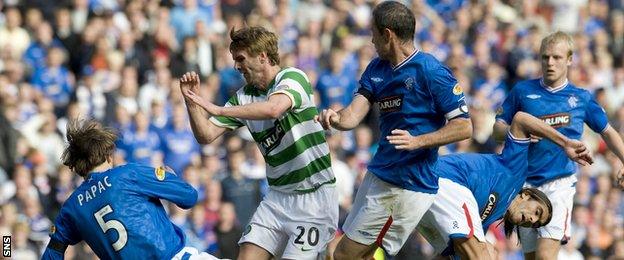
[372,1,415,43]
[503,188,553,238]
[61,119,117,177]
[540,31,575,57]
[229,26,280,66]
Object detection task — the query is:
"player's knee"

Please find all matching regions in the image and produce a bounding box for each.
[333,242,351,260]
[535,249,558,260]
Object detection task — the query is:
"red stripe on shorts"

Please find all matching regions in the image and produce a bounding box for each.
[375,216,394,246]
[462,203,474,238]
[563,208,570,240]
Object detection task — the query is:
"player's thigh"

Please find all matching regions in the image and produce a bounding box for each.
[521,177,575,254]
[333,235,378,260]
[239,193,290,258]
[238,242,272,260]
[281,186,339,259]
[342,173,436,256]
[534,238,562,260]
[424,178,486,255]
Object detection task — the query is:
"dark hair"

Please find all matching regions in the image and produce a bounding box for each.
[372,1,415,43]
[229,26,280,66]
[503,188,553,238]
[61,119,117,177]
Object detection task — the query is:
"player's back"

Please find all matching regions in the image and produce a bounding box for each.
[56,164,194,259]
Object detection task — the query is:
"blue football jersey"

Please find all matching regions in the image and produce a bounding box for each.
[42,163,198,259]
[436,133,530,230]
[358,50,469,193]
[496,79,609,186]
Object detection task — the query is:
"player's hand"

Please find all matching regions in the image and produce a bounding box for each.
[387,129,420,150]
[315,108,340,130]
[180,72,221,116]
[616,167,624,189]
[563,139,593,166]
[180,71,201,104]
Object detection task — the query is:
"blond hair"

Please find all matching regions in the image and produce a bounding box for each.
[540,31,575,57]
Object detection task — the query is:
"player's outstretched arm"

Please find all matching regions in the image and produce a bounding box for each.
[42,245,66,260]
[599,126,624,188]
[493,120,510,143]
[509,112,593,166]
[180,72,229,144]
[315,95,372,131]
[387,117,472,150]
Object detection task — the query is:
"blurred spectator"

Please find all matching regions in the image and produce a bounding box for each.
[214,202,241,259]
[220,149,263,227]
[0,7,31,59]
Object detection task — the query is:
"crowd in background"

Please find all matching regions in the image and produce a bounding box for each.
[0,0,623,259]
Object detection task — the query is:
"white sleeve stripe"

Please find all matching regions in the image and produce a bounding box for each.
[275,78,310,103]
[507,131,531,143]
[600,123,611,134]
[269,90,296,109]
[445,107,468,120]
[208,117,238,130]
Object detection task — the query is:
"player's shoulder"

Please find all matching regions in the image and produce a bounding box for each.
[565,82,593,98]
[275,67,310,83]
[511,78,541,92]
[409,51,446,71]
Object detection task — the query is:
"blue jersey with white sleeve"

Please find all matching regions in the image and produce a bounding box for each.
[41,163,198,259]
[496,79,609,186]
[436,133,530,230]
[358,51,469,193]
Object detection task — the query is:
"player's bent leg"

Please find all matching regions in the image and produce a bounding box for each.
[333,236,377,260]
[453,237,491,260]
[238,242,273,260]
[534,238,562,260]
[524,252,536,260]
[339,173,436,258]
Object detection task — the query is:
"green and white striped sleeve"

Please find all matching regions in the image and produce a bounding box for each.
[269,70,313,110]
[209,95,244,129]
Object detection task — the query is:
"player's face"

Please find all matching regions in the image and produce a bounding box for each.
[540,41,572,86]
[508,196,549,228]
[231,49,264,86]
[371,22,389,60]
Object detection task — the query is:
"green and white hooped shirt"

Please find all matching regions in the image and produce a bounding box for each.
[210,67,336,193]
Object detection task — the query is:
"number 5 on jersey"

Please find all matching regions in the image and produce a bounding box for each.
[94,205,128,251]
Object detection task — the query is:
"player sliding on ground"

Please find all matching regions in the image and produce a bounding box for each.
[417,112,593,259]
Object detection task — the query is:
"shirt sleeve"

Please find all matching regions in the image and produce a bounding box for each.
[269,70,312,110]
[356,62,376,104]
[43,207,81,259]
[584,92,610,133]
[424,65,469,120]
[131,165,198,209]
[496,83,521,124]
[209,94,244,130]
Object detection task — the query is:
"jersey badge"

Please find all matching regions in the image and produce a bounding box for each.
[155,166,166,181]
[404,77,414,90]
[568,95,578,108]
[452,84,463,95]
